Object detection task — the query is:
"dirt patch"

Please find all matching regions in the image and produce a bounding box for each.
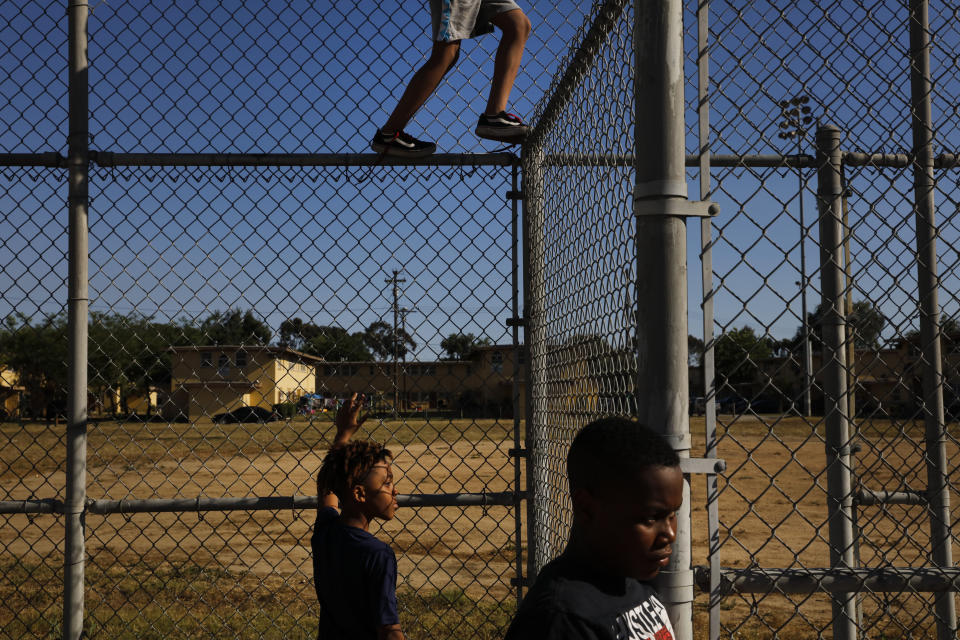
[2,416,958,636]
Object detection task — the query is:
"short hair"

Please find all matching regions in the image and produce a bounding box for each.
[566,417,679,492]
[318,440,393,503]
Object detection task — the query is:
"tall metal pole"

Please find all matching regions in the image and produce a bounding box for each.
[519,145,544,581]
[842,185,856,421]
[385,270,405,413]
[400,307,412,409]
[799,138,813,418]
[65,1,89,638]
[508,162,525,605]
[696,2,722,638]
[815,125,858,640]
[908,1,956,636]
[634,0,693,634]
[779,96,814,417]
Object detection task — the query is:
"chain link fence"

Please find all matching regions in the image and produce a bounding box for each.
[524,0,960,638]
[5,0,960,638]
[1,1,596,638]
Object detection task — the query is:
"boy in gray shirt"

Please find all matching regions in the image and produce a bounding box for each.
[371,0,532,157]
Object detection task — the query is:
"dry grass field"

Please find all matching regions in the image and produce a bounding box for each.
[2,413,958,638]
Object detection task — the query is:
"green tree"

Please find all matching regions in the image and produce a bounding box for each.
[278,317,320,351]
[0,312,68,416]
[794,300,885,351]
[715,326,773,390]
[440,333,491,361]
[688,335,704,367]
[88,312,200,413]
[363,321,416,361]
[199,309,271,346]
[898,314,960,353]
[304,327,372,362]
[279,318,373,361]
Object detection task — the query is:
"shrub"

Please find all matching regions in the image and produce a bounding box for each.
[272,402,297,418]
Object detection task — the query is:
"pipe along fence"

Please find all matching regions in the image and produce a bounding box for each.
[3,1,960,638]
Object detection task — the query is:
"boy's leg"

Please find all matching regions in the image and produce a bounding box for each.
[475,8,531,142]
[382,41,461,134]
[484,8,531,116]
[372,41,460,157]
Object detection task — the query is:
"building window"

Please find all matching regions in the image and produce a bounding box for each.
[491,351,503,373]
[218,354,230,376]
[236,350,247,367]
[201,353,212,367]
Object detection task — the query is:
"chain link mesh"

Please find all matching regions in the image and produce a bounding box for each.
[523,0,636,573]
[698,2,959,637]
[523,0,960,638]
[6,0,960,637]
[0,166,67,637]
[0,1,597,637]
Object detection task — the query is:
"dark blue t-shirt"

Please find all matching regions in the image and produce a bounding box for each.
[311,507,399,639]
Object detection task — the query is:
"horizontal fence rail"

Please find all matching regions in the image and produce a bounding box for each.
[7,151,960,170]
[695,567,960,595]
[0,492,524,516]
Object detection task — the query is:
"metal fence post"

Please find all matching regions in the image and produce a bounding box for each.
[634,0,693,635]
[520,145,543,581]
[815,124,858,640]
[908,1,956,636]
[695,1,723,638]
[509,160,526,605]
[65,1,90,639]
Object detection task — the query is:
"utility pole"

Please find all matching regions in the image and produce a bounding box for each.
[385,270,406,414]
[842,178,856,421]
[778,95,814,417]
[400,307,414,411]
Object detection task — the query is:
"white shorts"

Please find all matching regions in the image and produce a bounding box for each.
[430,0,522,42]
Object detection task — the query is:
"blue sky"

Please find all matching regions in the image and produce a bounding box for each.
[2,1,958,358]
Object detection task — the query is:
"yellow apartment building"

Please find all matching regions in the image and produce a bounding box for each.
[166,345,322,419]
[1,366,23,418]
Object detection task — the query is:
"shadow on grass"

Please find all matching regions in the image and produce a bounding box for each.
[0,556,515,639]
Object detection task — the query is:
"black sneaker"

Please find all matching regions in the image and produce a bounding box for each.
[475,111,530,142]
[370,129,436,158]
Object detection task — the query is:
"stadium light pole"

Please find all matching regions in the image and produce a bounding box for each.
[778,95,814,417]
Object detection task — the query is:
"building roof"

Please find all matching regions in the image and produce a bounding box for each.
[168,345,326,363]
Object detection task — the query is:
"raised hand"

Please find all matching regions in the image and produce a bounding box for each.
[334,392,367,445]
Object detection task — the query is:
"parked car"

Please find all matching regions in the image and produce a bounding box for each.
[212,406,281,424]
[717,395,750,414]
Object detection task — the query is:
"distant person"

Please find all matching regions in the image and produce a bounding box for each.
[504,417,683,639]
[371,0,532,157]
[312,392,406,640]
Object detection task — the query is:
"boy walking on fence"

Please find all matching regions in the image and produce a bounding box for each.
[312,393,406,640]
[505,417,683,640]
[371,0,532,157]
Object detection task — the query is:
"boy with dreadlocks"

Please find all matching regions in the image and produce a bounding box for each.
[312,392,405,640]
